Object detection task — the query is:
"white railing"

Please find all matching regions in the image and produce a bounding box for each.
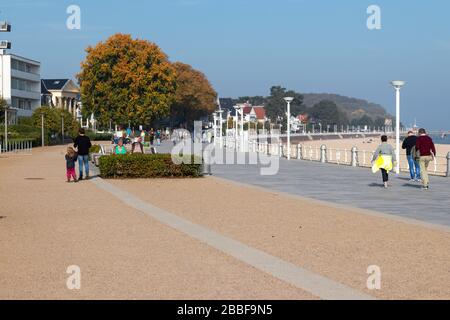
[221,138,450,177]
[0,139,33,155]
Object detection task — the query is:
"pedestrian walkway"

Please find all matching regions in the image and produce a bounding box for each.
[210,149,450,227]
[2,144,450,299]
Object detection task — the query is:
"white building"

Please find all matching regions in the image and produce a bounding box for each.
[41,79,80,119]
[0,53,41,124]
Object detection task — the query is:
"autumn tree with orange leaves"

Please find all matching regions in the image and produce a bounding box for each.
[78,33,176,126]
[171,62,217,128]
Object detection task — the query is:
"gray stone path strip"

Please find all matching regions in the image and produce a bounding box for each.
[210,150,450,227]
[210,176,450,233]
[91,176,375,300]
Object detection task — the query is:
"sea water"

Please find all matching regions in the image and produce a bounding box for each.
[430,134,450,145]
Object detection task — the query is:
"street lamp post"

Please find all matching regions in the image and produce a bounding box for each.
[240,107,244,151]
[391,80,405,174]
[212,113,217,145]
[284,97,294,160]
[41,112,45,147]
[3,107,8,151]
[61,114,64,144]
[233,105,239,150]
[218,109,223,148]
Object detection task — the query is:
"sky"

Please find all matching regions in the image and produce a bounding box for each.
[1,0,450,129]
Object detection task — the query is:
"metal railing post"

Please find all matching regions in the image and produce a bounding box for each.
[351,147,358,167]
[320,145,327,163]
[447,152,450,177]
[297,144,302,160]
[203,149,212,176]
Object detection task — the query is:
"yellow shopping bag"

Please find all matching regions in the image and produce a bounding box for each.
[372,155,393,173]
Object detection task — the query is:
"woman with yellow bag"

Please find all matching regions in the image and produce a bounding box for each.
[371,135,397,188]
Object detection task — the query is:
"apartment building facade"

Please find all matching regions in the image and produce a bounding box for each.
[0,53,41,124]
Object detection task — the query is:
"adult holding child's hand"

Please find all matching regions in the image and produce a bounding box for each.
[73,128,92,180]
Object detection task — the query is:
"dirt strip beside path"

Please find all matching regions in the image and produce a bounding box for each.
[0,147,316,299]
[110,177,450,300]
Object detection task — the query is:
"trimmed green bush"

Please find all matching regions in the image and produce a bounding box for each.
[98,153,203,178]
[86,131,113,141]
[89,144,101,154]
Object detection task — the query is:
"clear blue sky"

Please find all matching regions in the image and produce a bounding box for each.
[2,0,450,129]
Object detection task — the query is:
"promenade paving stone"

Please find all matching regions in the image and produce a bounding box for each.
[209,149,450,227]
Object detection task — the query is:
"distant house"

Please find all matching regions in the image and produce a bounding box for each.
[242,105,266,123]
[41,79,80,118]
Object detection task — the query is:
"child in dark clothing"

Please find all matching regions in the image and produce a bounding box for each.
[65,147,78,182]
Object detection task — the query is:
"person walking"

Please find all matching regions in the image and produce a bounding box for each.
[415,128,436,190]
[402,130,421,181]
[156,129,161,146]
[372,135,396,188]
[73,128,92,181]
[131,129,144,154]
[114,138,127,155]
[65,147,78,183]
[149,129,155,146]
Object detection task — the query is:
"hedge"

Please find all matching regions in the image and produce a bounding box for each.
[89,144,101,154]
[86,131,113,141]
[98,153,203,178]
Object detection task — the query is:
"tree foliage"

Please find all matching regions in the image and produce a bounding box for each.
[309,100,349,126]
[265,86,305,121]
[171,62,217,127]
[78,33,176,127]
[31,106,80,137]
[350,114,374,127]
[0,98,7,122]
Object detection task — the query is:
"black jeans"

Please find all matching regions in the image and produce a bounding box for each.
[381,169,388,182]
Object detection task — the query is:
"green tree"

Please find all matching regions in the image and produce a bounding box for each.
[374,117,387,128]
[171,62,217,128]
[0,98,7,123]
[351,114,374,127]
[31,106,80,139]
[78,33,176,127]
[309,100,348,126]
[265,86,305,122]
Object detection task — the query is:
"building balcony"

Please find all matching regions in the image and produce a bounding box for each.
[10,69,40,82]
[11,89,40,100]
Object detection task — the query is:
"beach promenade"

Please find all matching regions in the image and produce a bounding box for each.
[210,150,450,228]
[1,143,450,300]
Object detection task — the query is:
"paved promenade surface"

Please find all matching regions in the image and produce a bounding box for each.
[209,149,450,227]
[1,144,450,299]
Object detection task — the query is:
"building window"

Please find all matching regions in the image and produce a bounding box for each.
[11,77,37,93]
[11,97,33,110]
[11,59,38,75]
